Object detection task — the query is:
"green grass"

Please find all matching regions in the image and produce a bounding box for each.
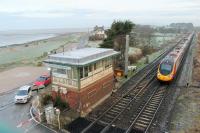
[130,49,165,76]
[0,33,82,65]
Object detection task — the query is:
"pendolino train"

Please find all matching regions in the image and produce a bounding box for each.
[157,33,194,82]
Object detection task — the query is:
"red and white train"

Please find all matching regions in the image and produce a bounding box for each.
[157,33,194,82]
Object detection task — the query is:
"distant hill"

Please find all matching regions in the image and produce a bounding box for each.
[195,27,200,31]
[169,23,194,30]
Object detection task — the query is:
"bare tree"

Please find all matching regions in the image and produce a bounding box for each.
[137,25,154,46]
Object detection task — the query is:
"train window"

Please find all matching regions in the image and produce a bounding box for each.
[159,63,173,75]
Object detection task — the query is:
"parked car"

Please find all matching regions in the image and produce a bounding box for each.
[15,85,32,103]
[33,75,51,90]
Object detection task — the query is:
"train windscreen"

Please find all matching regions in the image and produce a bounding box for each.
[159,62,173,75]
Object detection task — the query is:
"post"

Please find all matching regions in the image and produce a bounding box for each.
[63,45,65,55]
[38,109,42,122]
[56,108,61,130]
[36,96,42,122]
[124,35,129,77]
[48,67,52,90]
[77,67,81,90]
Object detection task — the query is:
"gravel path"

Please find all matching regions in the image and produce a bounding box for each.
[168,33,200,133]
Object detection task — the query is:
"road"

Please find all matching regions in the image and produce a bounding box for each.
[0,66,54,133]
[0,89,57,133]
[77,33,89,49]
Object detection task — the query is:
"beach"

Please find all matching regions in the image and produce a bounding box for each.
[0,33,56,47]
[0,32,87,72]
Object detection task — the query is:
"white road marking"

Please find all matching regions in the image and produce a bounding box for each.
[30,105,58,133]
[24,123,39,133]
[16,118,34,128]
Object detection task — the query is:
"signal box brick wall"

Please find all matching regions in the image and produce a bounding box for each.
[51,73,114,115]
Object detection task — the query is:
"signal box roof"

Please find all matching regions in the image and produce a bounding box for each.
[44,48,119,66]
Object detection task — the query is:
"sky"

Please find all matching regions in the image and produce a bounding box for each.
[0,0,200,30]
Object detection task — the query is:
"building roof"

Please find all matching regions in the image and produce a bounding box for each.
[94,26,104,31]
[44,48,119,66]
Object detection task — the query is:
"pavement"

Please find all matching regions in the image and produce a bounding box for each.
[0,66,48,94]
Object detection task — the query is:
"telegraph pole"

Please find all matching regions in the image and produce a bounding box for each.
[124,35,129,77]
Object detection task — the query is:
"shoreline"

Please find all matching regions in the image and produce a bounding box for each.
[0,35,57,48]
[0,32,84,49]
[0,32,86,72]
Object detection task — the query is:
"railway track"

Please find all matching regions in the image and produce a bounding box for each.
[98,79,160,133]
[84,73,157,132]
[125,84,167,133]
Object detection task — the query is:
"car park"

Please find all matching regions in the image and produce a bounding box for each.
[14,85,32,103]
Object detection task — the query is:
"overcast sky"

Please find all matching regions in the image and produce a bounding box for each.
[0,0,200,30]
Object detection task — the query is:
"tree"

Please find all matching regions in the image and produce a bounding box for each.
[137,25,154,46]
[100,20,135,72]
[100,20,135,48]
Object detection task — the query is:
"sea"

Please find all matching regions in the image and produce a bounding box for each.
[0,28,88,47]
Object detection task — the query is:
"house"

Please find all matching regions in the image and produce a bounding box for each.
[89,26,107,40]
[44,48,119,116]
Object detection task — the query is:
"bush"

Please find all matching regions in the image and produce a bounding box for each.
[42,94,52,105]
[129,54,143,64]
[42,52,48,57]
[140,45,157,56]
[36,61,43,66]
[100,39,114,48]
[54,96,69,111]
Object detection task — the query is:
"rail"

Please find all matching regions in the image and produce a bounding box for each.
[125,85,167,133]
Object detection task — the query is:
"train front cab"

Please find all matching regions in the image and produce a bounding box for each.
[157,59,175,82]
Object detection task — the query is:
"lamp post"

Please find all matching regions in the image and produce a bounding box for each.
[47,67,52,76]
[47,67,52,89]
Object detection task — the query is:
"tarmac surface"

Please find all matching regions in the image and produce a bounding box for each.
[0,66,56,133]
[0,89,56,133]
[0,66,48,94]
